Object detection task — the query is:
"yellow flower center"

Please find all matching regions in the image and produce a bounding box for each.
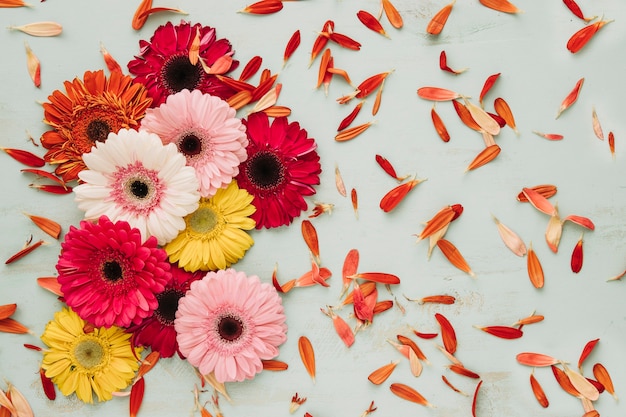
[71,335,109,371]
[188,203,225,238]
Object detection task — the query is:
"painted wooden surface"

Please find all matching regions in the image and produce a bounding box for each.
[0,1,625,416]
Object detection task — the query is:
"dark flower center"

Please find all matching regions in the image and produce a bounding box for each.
[130,180,150,199]
[217,315,244,342]
[155,289,184,325]
[179,134,203,156]
[86,119,111,142]
[246,151,285,190]
[162,55,203,93]
[102,261,123,282]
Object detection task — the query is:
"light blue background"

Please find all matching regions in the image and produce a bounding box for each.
[1,0,625,416]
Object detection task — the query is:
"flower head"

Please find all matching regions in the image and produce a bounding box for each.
[128,263,204,358]
[40,307,142,403]
[165,180,256,272]
[128,20,238,107]
[235,113,321,229]
[56,215,171,328]
[40,70,152,182]
[74,128,200,245]
[141,89,248,197]
[175,268,287,382]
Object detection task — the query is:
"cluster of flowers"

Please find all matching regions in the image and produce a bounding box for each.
[36,21,321,403]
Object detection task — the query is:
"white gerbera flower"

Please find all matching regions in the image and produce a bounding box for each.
[74,128,200,245]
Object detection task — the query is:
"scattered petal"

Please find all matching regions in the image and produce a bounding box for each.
[567,19,613,54]
[426,0,455,35]
[571,234,584,273]
[530,372,549,408]
[298,336,316,383]
[465,144,501,172]
[492,214,527,256]
[479,0,522,13]
[389,383,434,407]
[527,243,544,288]
[435,313,457,354]
[516,352,559,367]
[437,239,475,277]
[556,77,584,119]
[9,21,62,36]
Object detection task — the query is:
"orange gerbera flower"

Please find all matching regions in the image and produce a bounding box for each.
[40,70,152,182]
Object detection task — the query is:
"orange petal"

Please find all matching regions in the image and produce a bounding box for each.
[37,277,63,296]
[398,334,427,362]
[0,304,17,320]
[136,351,161,380]
[527,243,544,288]
[417,86,461,101]
[322,308,354,347]
[239,0,283,14]
[472,380,483,417]
[317,48,332,89]
[301,220,320,264]
[516,352,559,367]
[261,359,289,371]
[349,272,400,285]
[130,377,145,417]
[551,365,581,397]
[476,325,523,339]
[2,147,45,167]
[132,0,152,30]
[418,206,456,241]
[0,318,30,334]
[5,239,45,264]
[368,361,399,385]
[436,239,475,277]
[465,144,501,172]
[24,41,41,87]
[577,338,599,371]
[357,10,389,37]
[479,0,522,13]
[426,0,455,35]
[390,383,434,407]
[298,336,316,382]
[341,248,360,297]
[100,43,122,74]
[556,77,584,119]
[517,184,557,202]
[335,121,374,142]
[494,97,518,134]
[24,213,61,239]
[530,372,549,407]
[522,187,556,215]
[567,20,612,53]
[188,27,201,66]
[431,105,450,142]
[355,71,393,99]
[592,363,616,399]
[283,30,301,66]
[448,363,480,379]
[380,179,423,213]
[435,313,457,354]
[351,188,359,219]
[382,0,403,28]
[478,73,500,107]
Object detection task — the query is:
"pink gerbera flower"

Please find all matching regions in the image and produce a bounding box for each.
[128,263,203,358]
[140,89,248,197]
[235,113,321,229]
[56,215,171,328]
[175,268,287,383]
[128,20,238,107]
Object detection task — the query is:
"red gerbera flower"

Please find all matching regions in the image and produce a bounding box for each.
[128,263,203,358]
[128,20,238,107]
[56,215,171,328]
[235,113,321,229]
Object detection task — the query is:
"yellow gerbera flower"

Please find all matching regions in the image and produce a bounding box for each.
[165,180,256,272]
[40,307,141,403]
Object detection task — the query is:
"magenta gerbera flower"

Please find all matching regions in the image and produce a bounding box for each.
[175,268,287,383]
[128,263,203,358]
[235,113,321,229]
[128,20,238,107]
[140,89,248,197]
[56,215,171,328]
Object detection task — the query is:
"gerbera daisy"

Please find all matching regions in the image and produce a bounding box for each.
[56,215,171,328]
[175,268,287,383]
[40,70,152,182]
[235,113,321,229]
[128,263,203,358]
[140,89,248,197]
[128,20,238,107]
[40,307,142,403]
[74,128,200,245]
[165,180,256,272]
